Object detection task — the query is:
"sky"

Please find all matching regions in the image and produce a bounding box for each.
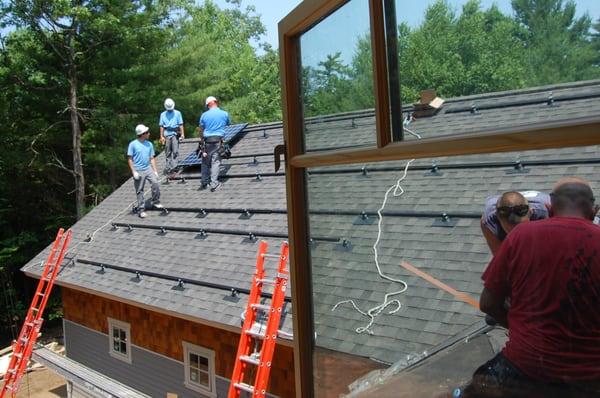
[215,0,600,52]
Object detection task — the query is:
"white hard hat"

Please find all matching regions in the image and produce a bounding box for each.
[205,96,217,106]
[135,124,149,136]
[164,98,175,110]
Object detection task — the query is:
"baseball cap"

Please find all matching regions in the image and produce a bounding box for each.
[205,96,217,106]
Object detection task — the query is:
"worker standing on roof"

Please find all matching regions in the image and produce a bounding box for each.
[198,96,229,192]
[480,191,550,255]
[127,124,163,218]
[159,98,185,176]
[459,177,600,398]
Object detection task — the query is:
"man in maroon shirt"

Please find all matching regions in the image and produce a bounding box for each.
[462,177,600,397]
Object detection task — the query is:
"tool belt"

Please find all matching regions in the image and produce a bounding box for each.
[195,139,231,159]
[164,126,180,132]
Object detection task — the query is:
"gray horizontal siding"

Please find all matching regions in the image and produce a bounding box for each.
[64,320,231,398]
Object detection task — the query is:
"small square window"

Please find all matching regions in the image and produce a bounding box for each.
[183,342,216,397]
[108,318,132,363]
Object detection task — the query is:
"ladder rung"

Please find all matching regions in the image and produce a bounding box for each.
[234,382,255,394]
[277,272,288,280]
[7,368,17,375]
[240,354,260,366]
[262,253,281,259]
[251,303,271,312]
[31,307,40,312]
[257,278,276,285]
[36,292,45,297]
[13,352,22,359]
[20,337,28,343]
[25,322,34,327]
[245,329,265,339]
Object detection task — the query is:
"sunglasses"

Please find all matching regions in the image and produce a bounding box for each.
[496,204,529,218]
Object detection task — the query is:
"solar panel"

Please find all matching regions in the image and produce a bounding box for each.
[177,123,248,167]
[222,123,248,144]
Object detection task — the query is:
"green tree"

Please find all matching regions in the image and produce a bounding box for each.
[511,0,598,85]
[400,0,526,100]
[0,0,181,219]
[591,18,600,67]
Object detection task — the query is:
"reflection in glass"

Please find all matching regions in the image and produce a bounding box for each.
[306,141,600,396]
[300,0,377,151]
[394,0,600,104]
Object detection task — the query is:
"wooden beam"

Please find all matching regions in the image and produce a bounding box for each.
[278,0,347,38]
[279,9,315,398]
[369,0,392,148]
[290,118,600,168]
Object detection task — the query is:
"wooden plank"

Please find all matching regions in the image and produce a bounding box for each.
[289,118,600,168]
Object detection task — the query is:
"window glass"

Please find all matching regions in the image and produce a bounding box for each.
[305,143,600,397]
[183,342,215,394]
[392,0,600,139]
[108,318,131,363]
[300,0,377,151]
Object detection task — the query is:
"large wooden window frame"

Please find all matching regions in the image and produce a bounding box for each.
[279,1,600,397]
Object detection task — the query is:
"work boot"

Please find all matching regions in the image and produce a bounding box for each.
[199,183,208,190]
[210,182,221,192]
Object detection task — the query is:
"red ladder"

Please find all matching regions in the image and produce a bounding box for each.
[1,228,72,398]
[228,241,289,398]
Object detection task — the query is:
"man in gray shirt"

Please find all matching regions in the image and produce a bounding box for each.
[481,191,550,255]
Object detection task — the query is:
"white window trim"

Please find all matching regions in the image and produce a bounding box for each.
[107,317,132,364]
[182,341,216,398]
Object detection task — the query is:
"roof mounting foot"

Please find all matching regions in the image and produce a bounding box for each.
[335,239,353,252]
[197,209,208,218]
[470,102,479,114]
[354,211,375,225]
[239,209,253,220]
[432,213,457,227]
[506,159,529,174]
[425,162,444,176]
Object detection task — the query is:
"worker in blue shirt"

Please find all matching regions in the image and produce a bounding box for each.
[127,124,163,218]
[159,98,184,176]
[198,96,229,192]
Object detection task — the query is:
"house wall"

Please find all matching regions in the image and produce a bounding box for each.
[62,287,295,398]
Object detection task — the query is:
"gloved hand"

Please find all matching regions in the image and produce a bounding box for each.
[202,152,208,158]
[154,171,159,177]
[133,171,140,180]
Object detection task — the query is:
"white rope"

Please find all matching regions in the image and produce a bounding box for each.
[332,115,419,335]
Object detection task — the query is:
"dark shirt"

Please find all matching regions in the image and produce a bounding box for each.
[483,217,600,382]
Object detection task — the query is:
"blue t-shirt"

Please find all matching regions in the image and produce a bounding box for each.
[127,139,155,171]
[199,107,229,138]
[159,110,183,137]
[483,191,551,240]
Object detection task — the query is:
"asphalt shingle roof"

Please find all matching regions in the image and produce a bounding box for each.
[22,79,600,366]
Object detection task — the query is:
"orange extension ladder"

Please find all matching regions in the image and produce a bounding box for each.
[228,241,289,398]
[1,228,72,398]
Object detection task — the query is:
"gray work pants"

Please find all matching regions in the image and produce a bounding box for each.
[133,168,160,210]
[201,142,221,188]
[164,135,179,173]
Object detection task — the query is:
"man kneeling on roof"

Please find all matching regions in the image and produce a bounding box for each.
[198,95,229,192]
[458,177,600,398]
[127,124,163,218]
[481,190,550,255]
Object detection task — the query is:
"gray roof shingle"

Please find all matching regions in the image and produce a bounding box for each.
[21,79,600,365]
